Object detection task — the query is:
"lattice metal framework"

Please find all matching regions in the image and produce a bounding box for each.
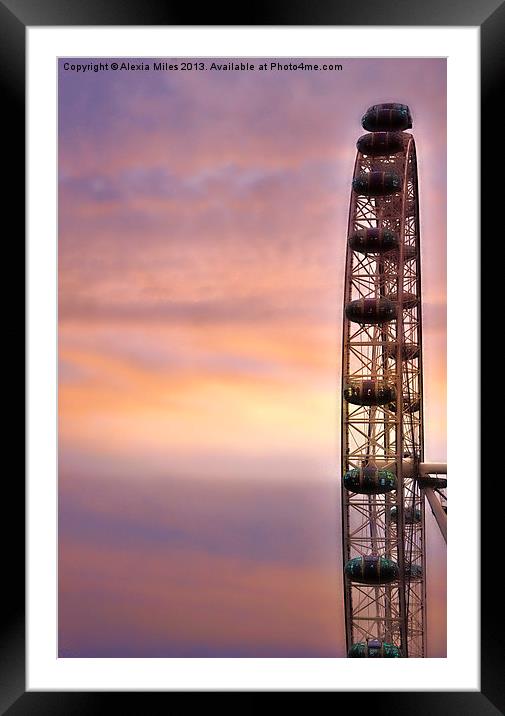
[341,108,427,658]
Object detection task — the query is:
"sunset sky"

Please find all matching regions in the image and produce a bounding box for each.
[58,58,446,657]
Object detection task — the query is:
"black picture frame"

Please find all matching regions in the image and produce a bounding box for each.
[4,0,491,711]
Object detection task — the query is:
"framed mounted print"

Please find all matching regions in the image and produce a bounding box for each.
[5,0,494,710]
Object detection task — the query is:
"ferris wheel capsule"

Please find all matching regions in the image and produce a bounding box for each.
[345,297,396,324]
[356,131,405,156]
[384,343,420,361]
[345,555,399,584]
[361,102,413,131]
[352,171,402,196]
[343,464,397,494]
[405,564,423,580]
[390,505,422,524]
[388,396,421,414]
[344,380,396,406]
[348,227,399,254]
[348,639,402,658]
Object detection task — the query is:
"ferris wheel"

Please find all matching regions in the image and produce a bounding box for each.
[341,103,447,658]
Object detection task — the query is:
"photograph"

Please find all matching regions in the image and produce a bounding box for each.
[57,56,447,659]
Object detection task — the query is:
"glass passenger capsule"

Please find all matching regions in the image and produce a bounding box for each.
[405,563,423,580]
[345,297,396,325]
[345,555,399,584]
[384,343,420,361]
[388,396,421,414]
[348,227,399,254]
[390,505,422,524]
[352,171,402,196]
[343,464,396,494]
[344,380,396,407]
[356,131,405,156]
[361,103,412,132]
[348,639,402,658]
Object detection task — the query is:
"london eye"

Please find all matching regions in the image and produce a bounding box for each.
[341,103,447,658]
